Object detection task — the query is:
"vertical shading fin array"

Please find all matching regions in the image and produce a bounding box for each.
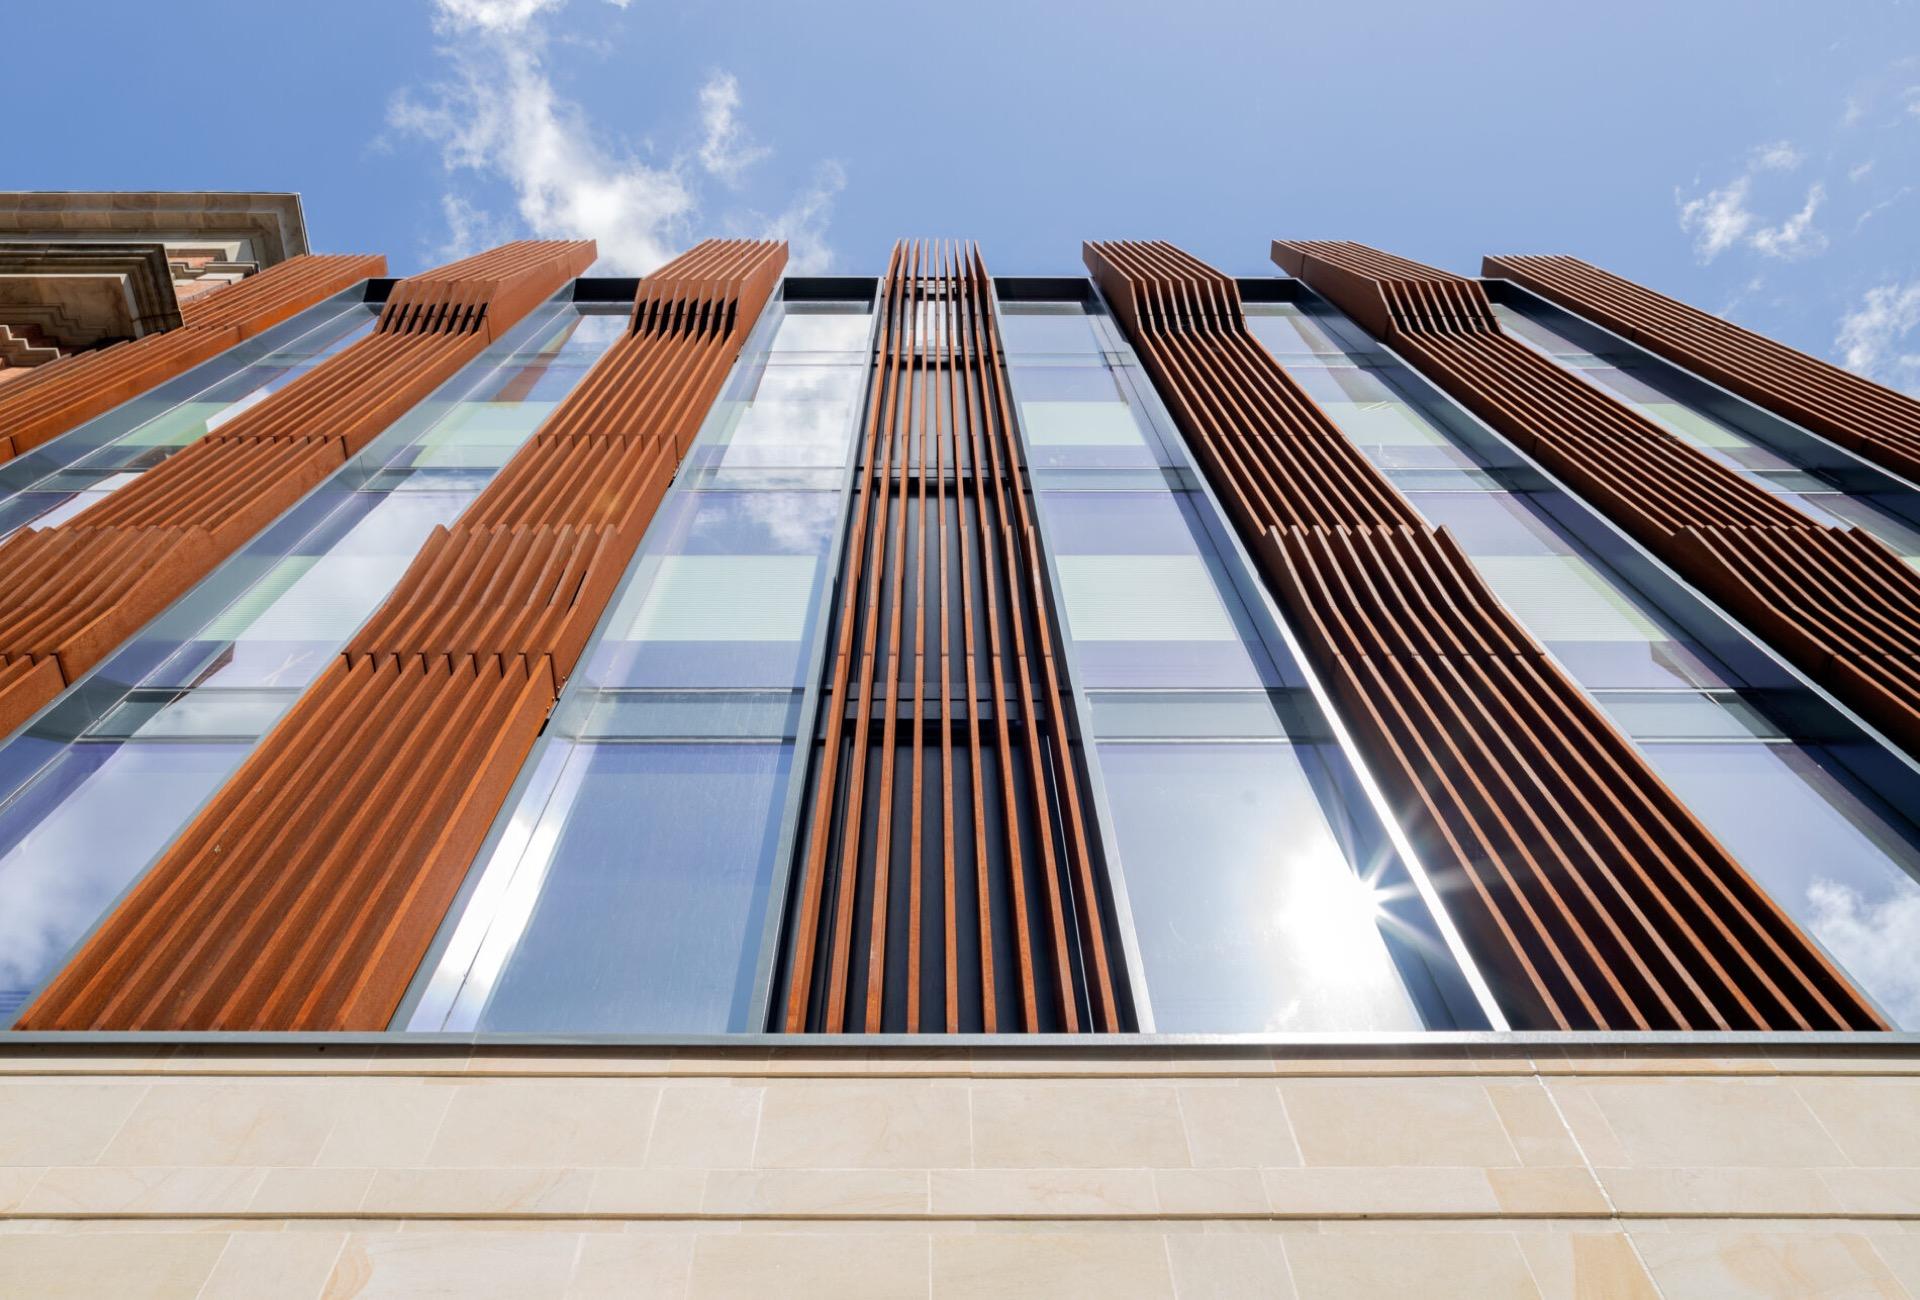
[780,241,1121,1035]
[19,240,786,1031]
[1485,254,1920,482]
[0,253,385,463]
[0,241,590,741]
[1084,239,1881,1031]
[1276,239,1920,758]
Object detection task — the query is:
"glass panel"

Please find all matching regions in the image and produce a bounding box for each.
[0,304,622,1012]
[701,365,864,471]
[1243,303,1346,356]
[1401,494,1732,692]
[1099,743,1425,1032]
[584,491,841,691]
[436,741,791,1033]
[411,296,877,1034]
[0,743,246,1014]
[997,303,1106,356]
[1038,490,1281,689]
[0,302,377,540]
[1639,742,1920,1027]
[1011,365,1166,468]
[1590,691,1782,741]
[766,303,872,355]
[1490,302,1602,356]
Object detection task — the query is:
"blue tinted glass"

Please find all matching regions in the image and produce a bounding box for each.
[1638,742,1920,1027]
[0,742,246,1015]
[1038,490,1282,689]
[1100,742,1428,1032]
[0,303,376,540]
[583,491,841,691]
[438,740,790,1033]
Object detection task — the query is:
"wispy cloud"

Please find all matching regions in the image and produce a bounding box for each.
[753,162,846,275]
[1676,142,1829,263]
[1836,280,1920,394]
[1677,176,1756,262]
[1748,183,1829,260]
[697,73,771,186]
[389,0,842,274]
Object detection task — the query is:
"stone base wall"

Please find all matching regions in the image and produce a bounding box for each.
[3,1043,1919,1297]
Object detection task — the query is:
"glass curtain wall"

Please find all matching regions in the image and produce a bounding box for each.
[1490,299,1920,560]
[997,294,1490,1033]
[405,292,874,1034]
[1249,295,1920,1028]
[0,289,378,539]
[0,298,624,1021]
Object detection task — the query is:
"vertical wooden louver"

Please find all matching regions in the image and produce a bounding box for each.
[19,240,786,1032]
[1484,254,1920,483]
[0,242,590,744]
[779,241,1121,1034]
[1274,240,1920,761]
[0,253,385,464]
[1083,239,1883,1032]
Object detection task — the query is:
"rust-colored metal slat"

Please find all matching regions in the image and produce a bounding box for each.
[0,254,385,464]
[1485,254,1920,483]
[1083,239,1881,1031]
[20,240,786,1031]
[1275,240,1920,762]
[780,240,1121,1035]
[0,241,592,738]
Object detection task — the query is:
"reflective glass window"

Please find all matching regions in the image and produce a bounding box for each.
[0,299,377,540]
[1637,739,1920,1027]
[409,294,873,1033]
[1009,297,1489,1033]
[0,301,620,1012]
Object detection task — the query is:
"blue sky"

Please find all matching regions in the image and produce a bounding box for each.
[14,0,1920,390]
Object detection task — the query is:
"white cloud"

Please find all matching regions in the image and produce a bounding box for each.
[392,0,841,275]
[1855,185,1914,231]
[1807,878,1920,1027]
[1748,182,1829,260]
[433,0,563,34]
[1677,176,1755,262]
[1835,280,1920,394]
[758,162,846,275]
[1676,142,1830,264]
[1849,160,1875,182]
[697,73,771,185]
[434,193,515,261]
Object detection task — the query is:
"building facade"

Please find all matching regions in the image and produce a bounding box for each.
[4,213,1920,1295]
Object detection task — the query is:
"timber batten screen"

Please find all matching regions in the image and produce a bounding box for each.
[1086,239,1882,1032]
[777,243,1124,1034]
[1485,253,1920,484]
[19,241,785,1031]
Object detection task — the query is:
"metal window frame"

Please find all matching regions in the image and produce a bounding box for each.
[0,285,596,1031]
[14,278,1920,1049]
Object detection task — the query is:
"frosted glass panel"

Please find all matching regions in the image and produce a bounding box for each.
[1057,555,1239,643]
[1022,401,1150,446]
[1471,555,1666,643]
[625,555,818,642]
